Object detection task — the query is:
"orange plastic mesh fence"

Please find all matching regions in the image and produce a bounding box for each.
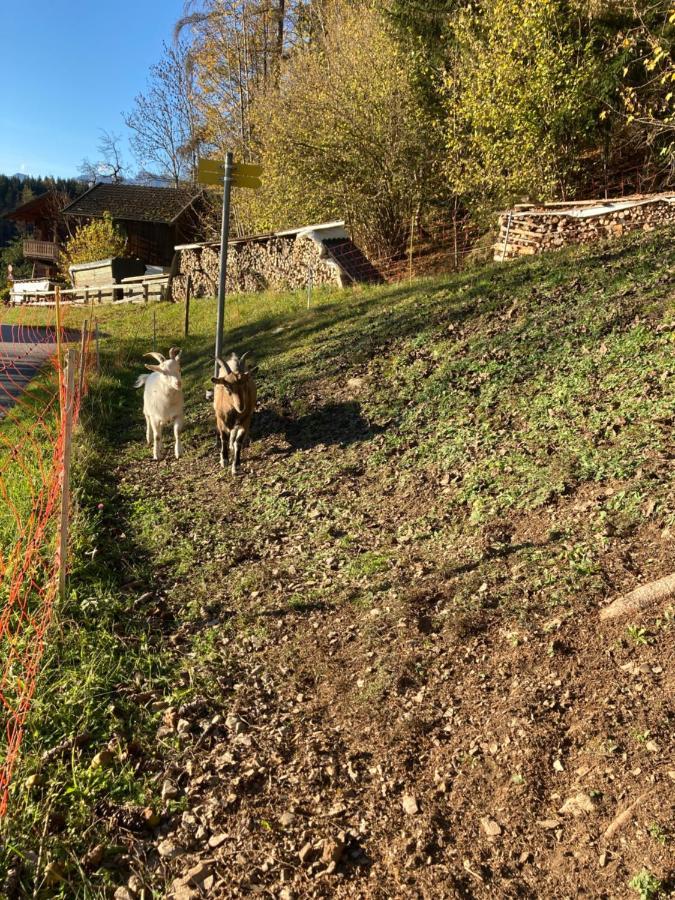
[0,300,91,815]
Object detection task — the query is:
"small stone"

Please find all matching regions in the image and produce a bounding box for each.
[480,817,502,837]
[553,759,564,772]
[599,852,607,868]
[157,839,182,859]
[402,794,419,815]
[537,819,560,829]
[128,875,145,893]
[298,842,314,864]
[44,861,66,885]
[645,740,659,753]
[169,882,197,900]
[24,773,44,789]
[81,844,105,869]
[208,833,227,849]
[163,707,178,731]
[185,862,213,885]
[114,889,135,900]
[161,780,180,801]
[143,807,161,827]
[280,811,296,827]
[321,834,346,864]
[559,793,595,816]
[90,750,114,769]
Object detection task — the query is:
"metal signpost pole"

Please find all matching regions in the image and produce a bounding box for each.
[214,152,234,378]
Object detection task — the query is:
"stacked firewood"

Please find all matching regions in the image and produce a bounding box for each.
[494,196,675,261]
[173,235,342,301]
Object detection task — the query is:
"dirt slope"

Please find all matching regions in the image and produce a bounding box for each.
[3,229,675,898]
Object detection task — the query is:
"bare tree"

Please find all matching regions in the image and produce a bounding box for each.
[174,0,299,158]
[79,130,127,184]
[124,41,204,186]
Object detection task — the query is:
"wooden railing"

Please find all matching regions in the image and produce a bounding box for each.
[22,240,60,262]
[10,275,171,306]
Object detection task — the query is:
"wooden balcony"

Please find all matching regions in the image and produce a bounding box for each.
[23,240,60,262]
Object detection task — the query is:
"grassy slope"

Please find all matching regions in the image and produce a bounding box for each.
[1,229,674,898]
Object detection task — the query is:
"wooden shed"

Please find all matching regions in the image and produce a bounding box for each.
[69,257,145,290]
[61,183,206,267]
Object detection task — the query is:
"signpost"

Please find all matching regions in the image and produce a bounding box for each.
[197,155,263,376]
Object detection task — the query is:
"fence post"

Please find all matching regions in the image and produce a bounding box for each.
[54,285,63,374]
[501,212,513,262]
[184,274,192,338]
[78,319,88,399]
[58,349,76,603]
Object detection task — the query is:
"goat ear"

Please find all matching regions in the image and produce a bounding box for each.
[211,376,229,388]
[145,364,162,373]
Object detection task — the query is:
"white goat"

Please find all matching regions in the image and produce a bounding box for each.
[134,347,184,460]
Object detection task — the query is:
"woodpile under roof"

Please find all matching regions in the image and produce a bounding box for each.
[494,192,675,262]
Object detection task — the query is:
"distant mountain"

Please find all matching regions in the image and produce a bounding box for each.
[11,173,29,181]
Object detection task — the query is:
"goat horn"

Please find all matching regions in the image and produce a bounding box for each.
[239,351,252,365]
[216,357,231,375]
[169,347,181,359]
[144,351,165,363]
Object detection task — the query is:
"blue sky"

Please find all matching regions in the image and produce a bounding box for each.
[0,0,186,179]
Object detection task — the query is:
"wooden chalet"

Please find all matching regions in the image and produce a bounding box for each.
[4,191,71,278]
[61,183,206,267]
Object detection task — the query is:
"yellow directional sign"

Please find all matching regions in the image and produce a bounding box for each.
[232,162,263,178]
[197,169,223,186]
[197,157,224,184]
[232,174,262,190]
[197,157,263,188]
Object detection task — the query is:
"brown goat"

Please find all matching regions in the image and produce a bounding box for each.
[212,351,258,474]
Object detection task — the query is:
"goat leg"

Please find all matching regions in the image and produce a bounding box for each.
[153,423,163,461]
[232,426,245,476]
[219,430,228,469]
[174,420,182,460]
[145,415,152,447]
[229,429,237,473]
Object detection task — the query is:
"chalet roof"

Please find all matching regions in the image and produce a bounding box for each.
[4,191,63,223]
[61,183,204,225]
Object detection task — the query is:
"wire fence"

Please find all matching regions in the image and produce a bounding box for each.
[0,298,91,814]
[319,217,481,289]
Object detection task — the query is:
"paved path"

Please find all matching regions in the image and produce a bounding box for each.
[0,324,79,418]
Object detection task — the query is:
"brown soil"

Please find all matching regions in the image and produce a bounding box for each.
[101,382,675,900]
